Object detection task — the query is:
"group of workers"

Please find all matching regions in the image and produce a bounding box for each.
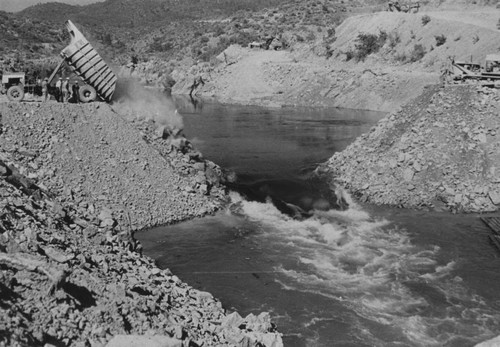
[40,77,80,103]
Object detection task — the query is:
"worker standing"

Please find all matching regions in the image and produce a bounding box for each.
[41,78,49,102]
[62,78,69,103]
[55,77,63,102]
[72,81,80,103]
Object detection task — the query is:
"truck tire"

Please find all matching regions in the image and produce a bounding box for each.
[79,85,97,103]
[7,85,24,102]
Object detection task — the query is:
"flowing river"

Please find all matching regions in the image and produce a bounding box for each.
[136,98,500,347]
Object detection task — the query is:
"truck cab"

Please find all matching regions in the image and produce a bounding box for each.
[484,54,500,74]
[1,72,26,101]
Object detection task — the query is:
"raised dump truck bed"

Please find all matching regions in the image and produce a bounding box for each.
[61,20,117,102]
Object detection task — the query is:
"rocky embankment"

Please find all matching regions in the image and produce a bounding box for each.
[1,102,225,230]
[318,84,500,213]
[0,102,283,346]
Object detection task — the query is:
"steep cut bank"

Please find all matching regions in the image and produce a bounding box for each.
[0,102,283,346]
[318,84,500,213]
[172,45,436,111]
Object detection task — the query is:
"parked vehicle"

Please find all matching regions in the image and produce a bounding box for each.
[1,20,116,103]
[449,55,500,84]
[1,72,32,102]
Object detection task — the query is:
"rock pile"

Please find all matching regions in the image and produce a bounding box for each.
[319,84,500,213]
[0,102,226,230]
[0,102,282,346]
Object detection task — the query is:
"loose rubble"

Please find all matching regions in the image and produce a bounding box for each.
[0,102,226,230]
[0,102,283,346]
[318,84,500,213]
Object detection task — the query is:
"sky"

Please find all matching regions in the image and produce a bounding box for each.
[0,0,106,12]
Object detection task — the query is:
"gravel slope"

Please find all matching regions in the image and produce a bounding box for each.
[318,84,500,213]
[0,102,225,230]
[0,101,283,347]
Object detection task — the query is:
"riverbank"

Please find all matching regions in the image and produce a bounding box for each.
[0,101,282,346]
[317,84,500,213]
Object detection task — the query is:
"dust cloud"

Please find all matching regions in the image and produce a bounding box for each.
[111,76,183,130]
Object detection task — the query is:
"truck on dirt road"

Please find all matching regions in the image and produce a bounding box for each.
[1,20,117,103]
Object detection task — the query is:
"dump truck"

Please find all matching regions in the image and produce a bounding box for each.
[1,20,116,103]
[449,55,500,85]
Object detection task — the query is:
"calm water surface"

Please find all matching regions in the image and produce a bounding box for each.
[136,98,500,347]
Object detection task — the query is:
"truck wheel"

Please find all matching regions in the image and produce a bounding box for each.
[7,85,24,102]
[79,85,97,103]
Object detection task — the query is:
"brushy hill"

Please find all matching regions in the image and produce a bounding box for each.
[19,0,291,27]
[0,11,66,57]
[3,0,500,96]
[2,0,348,70]
[330,11,500,70]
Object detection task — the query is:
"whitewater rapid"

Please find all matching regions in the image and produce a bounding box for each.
[229,191,500,346]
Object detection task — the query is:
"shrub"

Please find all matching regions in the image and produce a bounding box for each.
[421,15,431,26]
[472,34,480,44]
[326,44,334,59]
[353,30,387,61]
[345,50,354,61]
[388,31,401,49]
[394,52,407,62]
[408,44,427,62]
[435,34,446,46]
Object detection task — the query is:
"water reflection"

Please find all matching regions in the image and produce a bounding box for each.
[173,96,386,180]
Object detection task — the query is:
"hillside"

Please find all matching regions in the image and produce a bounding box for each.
[0,11,66,58]
[166,7,500,111]
[0,0,105,13]
[1,0,349,75]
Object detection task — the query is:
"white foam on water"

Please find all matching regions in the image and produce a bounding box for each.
[229,192,500,346]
